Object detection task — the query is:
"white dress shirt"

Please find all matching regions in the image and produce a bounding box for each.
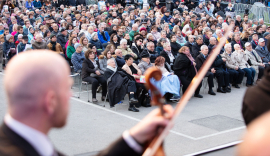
[4,114,55,156]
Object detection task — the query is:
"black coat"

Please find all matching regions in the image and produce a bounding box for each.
[104,68,136,107]
[81,59,101,79]
[191,42,203,59]
[59,0,69,6]
[208,44,216,54]
[212,54,226,71]
[173,53,196,80]
[57,34,68,51]
[160,50,175,70]
[68,0,76,6]
[203,34,210,46]
[184,41,193,53]
[242,68,270,125]
[231,40,245,52]
[170,41,181,57]
[52,1,59,8]
[141,48,158,63]
[195,53,207,71]
[77,0,86,5]
[131,44,143,60]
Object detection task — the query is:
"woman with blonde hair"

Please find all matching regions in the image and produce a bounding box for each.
[79,36,89,52]
[173,46,203,98]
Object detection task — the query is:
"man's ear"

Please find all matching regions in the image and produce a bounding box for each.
[44,90,57,115]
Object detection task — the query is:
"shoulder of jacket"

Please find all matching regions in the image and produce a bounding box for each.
[112,55,117,59]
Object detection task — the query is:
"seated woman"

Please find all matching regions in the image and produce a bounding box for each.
[81,50,107,104]
[122,54,151,107]
[173,46,203,98]
[47,34,64,57]
[152,56,181,101]
[104,59,139,112]
[90,32,104,53]
[99,48,117,72]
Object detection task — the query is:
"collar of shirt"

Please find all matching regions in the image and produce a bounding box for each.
[4,114,54,156]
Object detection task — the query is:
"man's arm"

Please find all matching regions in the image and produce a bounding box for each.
[97,105,174,156]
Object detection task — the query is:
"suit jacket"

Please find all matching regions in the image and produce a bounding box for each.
[0,122,140,156]
[191,43,203,59]
[0,123,63,156]
[255,45,270,63]
[246,49,262,72]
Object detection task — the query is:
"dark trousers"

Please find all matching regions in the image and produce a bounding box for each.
[215,70,230,88]
[82,76,107,98]
[258,66,264,79]
[242,68,256,85]
[127,81,137,93]
[227,68,245,84]
[179,76,202,95]
[205,72,214,89]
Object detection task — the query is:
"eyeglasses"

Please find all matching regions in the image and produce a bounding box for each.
[138,40,143,42]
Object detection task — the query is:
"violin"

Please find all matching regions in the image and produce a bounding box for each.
[143,25,233,156]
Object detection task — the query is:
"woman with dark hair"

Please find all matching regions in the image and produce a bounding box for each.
[88,44,101,57]
[81,50,107,104]
[160,6,167,15]
[131,36,144,60]
[213,2,223,15]
[110,33,120,50]
[99,45,117,72]
[43,30,51,44]
[122,54,149,109]
[173,46,203,98]
[156,38,166,55]
[66,23,74,34]
[109,24,117,36]
[66,37,78,59]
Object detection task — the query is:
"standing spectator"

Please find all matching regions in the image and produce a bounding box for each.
[174,46,203,98]
[82,50,107,104]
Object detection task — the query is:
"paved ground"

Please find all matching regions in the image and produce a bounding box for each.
[0,73,247,155]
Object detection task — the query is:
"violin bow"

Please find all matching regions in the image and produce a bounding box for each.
[143,25,234,156]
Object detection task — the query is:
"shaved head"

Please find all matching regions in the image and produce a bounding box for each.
[4,50,72,133]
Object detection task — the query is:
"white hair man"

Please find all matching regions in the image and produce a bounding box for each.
[32,34,48,50]
[195,45,216,95]
[118,39,137,59]
[221,43,244,89]
[0,50,174,155]
[97,22,110,44]
[245,42,265,81]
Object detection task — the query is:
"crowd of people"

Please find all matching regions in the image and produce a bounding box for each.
[0,0,270,113]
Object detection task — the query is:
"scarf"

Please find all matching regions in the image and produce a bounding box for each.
[176,35,185,43]
[236,40,243,49]
[182,51,197,73]
[107,66,117,72]
[51,41,56,51]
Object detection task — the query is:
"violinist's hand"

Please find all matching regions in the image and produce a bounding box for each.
[129,105,174,145]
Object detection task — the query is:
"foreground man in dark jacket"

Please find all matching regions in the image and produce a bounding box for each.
[0,50,174,156]
[242,67,270,125]
[104,58,139,112]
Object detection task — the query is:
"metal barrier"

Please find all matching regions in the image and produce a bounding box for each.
[234,3,270,24]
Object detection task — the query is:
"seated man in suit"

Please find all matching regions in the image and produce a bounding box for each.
[255,38,270,67]
[0,50,174,156]
[195,45,216,95]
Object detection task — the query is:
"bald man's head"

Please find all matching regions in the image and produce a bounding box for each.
[238,111,270,156]
[4,50,72,132]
